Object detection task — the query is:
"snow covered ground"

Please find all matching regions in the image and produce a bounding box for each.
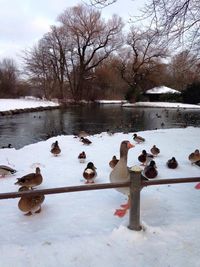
[0,127,200,267]
[123,101,200,109]
[0,98,200,266]
[0,98,58,112]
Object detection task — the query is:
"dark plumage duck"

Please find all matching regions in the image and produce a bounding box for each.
[188,149,200,164]
[150,145,160,156]
[167,157,178,169]
[51,140,61,156]
[80,137,92,145]
[83,162,97,183]
[109,155,119,169]
[1,144,12,149]
[15,167,43,189]
[78,151,86,163]
[18,186,45,216]
[138,150,154,166]
[110,140,134,217]
[0,165,17,177]
[133,133,145,144]
[143,160,158,179]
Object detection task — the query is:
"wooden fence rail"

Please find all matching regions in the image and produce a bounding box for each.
[0,168,200,231]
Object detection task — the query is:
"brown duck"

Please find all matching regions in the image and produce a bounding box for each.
[133,133,145,144]
[110,140,134,217]
[15,167,43,189]
[51,140,61,156]
[167,157,178,169]
[18,186,45,216]
[150,145,160,156]
[80,137,92,145]
[143,160,158,179]
[138,150,154,166]
[83,162,97,183]
[188,149,200,164]
[78,151,86,163]
[109,155,119,169]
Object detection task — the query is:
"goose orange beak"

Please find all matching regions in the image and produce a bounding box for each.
[128,142,134,149]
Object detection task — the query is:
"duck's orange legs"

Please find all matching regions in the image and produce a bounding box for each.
[114,198,130,217]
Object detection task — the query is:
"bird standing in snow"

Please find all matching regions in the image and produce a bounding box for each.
[133,133,145,144]
[78,151,86,163]
[83,162,97,184]
[51,140,61,156]
[0,165,17,177]
[109,140,134,217]
[15,167,43,189]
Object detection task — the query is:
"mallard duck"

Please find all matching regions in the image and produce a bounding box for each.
[51,140,61,156]
[18,186,45,216]
[138,150,154,166]
[143,160,158,179]
[1,144,12,149]
[78,151,86,163]
[150,145,160,156]
[14,167,43,189]
[83,162,97,183]
[188,149,200,164]
[109,155,119,169]
[167,157,178,169]
[133,133,145,144]
[109,140,134,217]
[80,137,92,145]
[0,165,17,177]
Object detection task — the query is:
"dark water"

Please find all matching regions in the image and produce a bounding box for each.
[0,104,200,149]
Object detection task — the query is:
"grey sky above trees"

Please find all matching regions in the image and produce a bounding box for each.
[0,0,144,65]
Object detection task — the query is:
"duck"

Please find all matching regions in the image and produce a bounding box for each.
[83,162,97,183]
[133,133,145,144]
[150,145,160,156]
[0,165,17,177]
[80,137,92,145]
[188,149,200,164]
[1,144,13,149]
[167,157,178,169]
[109,140,134,217]
[109,155,119,169]
[143,160,158,179]
[14,167,43,189]
[78,151,86,163]
[138,150,154,166]
[18,186,45,216]
[51,140,61,156]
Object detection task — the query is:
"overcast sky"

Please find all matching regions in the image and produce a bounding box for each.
[0,0,145,66]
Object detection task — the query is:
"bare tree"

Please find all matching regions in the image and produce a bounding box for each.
[142,0,200,52]
[118,26,168,100]
[0,58,18,98]
[57,4,124,101]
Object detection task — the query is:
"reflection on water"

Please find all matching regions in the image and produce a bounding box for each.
[0,104,200,149]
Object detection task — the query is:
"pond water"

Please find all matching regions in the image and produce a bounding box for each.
[0,104,200,149]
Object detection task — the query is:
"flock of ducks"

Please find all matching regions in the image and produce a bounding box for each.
[0,131,199,217]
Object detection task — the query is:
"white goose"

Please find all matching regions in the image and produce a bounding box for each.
[109,140,134,217]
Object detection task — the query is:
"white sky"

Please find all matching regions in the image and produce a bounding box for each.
[0,98,200,266]
[0,0,145,66]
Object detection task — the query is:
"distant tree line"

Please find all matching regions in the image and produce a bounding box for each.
[0,3,200,103]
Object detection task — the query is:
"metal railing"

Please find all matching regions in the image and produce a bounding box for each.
[0,167,200,231]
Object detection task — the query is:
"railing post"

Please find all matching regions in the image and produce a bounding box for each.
[128,166,142,231]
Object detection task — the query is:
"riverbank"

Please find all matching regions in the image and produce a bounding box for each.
[0,98,59,115]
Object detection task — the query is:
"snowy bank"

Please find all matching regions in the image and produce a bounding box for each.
[123,101,200,109]
[0,127,200,267]
[0,98,59,113]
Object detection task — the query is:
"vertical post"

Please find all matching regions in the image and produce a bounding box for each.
[128,166,142,231]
